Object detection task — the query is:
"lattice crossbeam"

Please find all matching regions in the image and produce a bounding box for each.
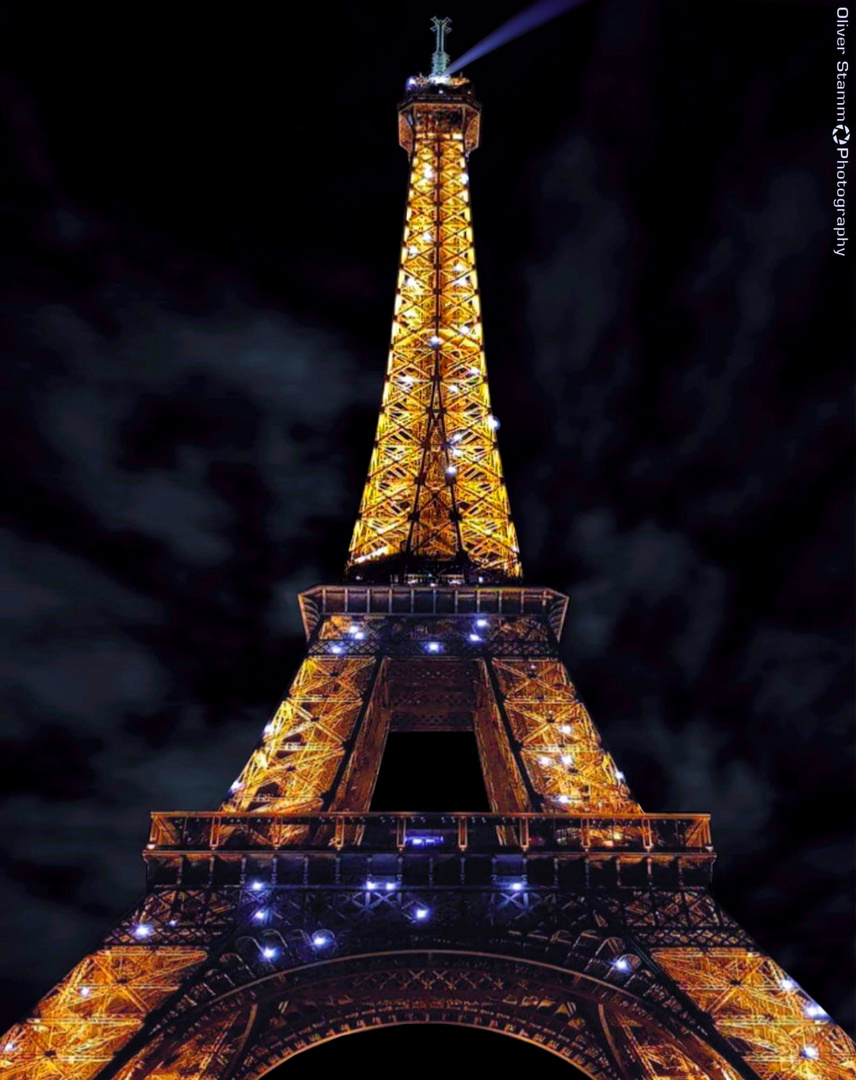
[0,949,205,1080]
[654,949,856,1080]
[490,659,640,812]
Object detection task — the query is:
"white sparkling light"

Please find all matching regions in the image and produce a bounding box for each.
[262,947,278,960]
[801,1046,819,1060]
[253,910,267,922]
[487,415,500,430]
[133,924,152,939]
[468,633,482,643]
[426,642,441,653]
[476,618,488,627]
[414,907,429,920]
[251,881,264,892]
[312,933,330,947]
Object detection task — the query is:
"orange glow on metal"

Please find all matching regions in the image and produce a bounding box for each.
[347,84,521,578]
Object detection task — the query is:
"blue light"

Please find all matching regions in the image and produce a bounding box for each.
[612,957,631,973]
[330,643,344,655]
[468,633,482,643]
[476,618,488,627]
[366,880,377,891]
[253,909,267,922]
[414,907,429,920]
[426,641,441,653]
[406,835,444,848]
[510,882,525,892]
[312,933,331,947]
[251,881,264,892]
[262,946,278,960]
[385,881,397,891]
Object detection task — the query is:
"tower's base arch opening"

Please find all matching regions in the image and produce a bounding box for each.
[116,951,735,1080]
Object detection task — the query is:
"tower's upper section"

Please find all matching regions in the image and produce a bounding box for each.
[346,37,522,585]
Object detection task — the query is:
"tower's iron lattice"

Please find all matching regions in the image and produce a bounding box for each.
[3,21,854,1080]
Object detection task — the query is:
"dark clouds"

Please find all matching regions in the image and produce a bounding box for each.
[0,0,852,1050]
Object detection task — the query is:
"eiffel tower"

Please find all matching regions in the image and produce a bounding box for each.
[3,19,854,1080]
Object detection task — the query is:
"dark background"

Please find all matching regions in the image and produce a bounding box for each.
[0,0,853,1067]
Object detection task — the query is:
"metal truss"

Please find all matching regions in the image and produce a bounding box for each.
[346,78,521,581]
[222,655,378,815]
[653,949,856,1080]
[0,949,206,1080]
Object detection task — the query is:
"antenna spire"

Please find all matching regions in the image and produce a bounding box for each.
[430,16,452,77]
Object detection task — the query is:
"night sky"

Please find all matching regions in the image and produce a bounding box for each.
[0,0,853,1064]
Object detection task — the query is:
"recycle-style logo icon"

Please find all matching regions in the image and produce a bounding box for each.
[833,124,851,145]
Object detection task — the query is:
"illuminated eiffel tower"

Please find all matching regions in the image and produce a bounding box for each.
[3,19,854,1080]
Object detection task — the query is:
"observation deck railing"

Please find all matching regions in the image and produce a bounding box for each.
[146,811,712,858]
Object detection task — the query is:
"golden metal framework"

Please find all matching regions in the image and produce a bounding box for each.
[2,29,853,1080]
[347,75,521,582]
